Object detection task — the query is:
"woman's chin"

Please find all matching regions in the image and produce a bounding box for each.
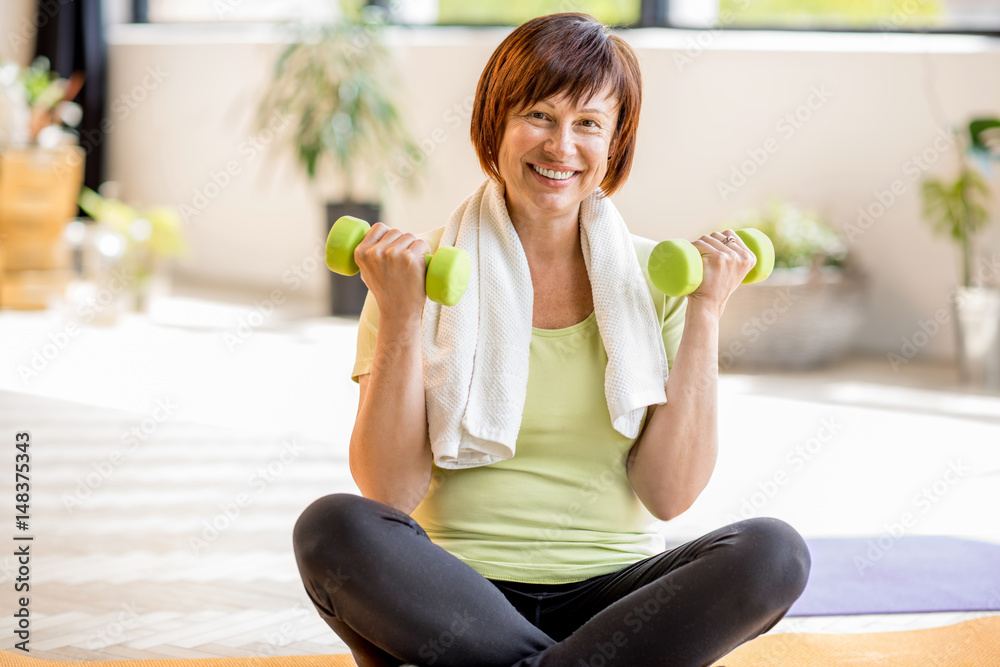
[505,177,591,222]
[532,196,579,218]
[525,187,583,213]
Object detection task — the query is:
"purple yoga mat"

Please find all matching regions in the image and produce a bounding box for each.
[786,535,1000,616]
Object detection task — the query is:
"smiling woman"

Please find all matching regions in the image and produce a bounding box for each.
[292,11,810,667]
[471,15,641,201]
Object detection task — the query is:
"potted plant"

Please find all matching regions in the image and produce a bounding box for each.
[716,197,866,369]
[77,184,189,313]
[0,56,84,150]
[0,57,87,311]
[255,0,421,316]
[921,117,1000,388]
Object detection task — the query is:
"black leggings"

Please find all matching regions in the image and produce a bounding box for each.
[293,493,811,667]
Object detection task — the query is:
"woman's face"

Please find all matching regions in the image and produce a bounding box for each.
[497,84,619,226]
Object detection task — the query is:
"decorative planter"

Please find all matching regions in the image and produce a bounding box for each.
[718,266,866,370]
[952,286,1000,390]
[325,202,378,317]
[131,269,172,314]
[0,146,85,310]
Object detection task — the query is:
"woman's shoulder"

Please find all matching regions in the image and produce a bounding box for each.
[419,227,446,253]
[628,233,657,263]
[628,233,660,296]
[627,233,688,330]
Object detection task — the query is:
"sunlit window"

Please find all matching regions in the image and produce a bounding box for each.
[143,0,1000,31]
[435,0,640,26]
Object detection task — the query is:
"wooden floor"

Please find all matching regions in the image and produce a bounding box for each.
[0,390,354,659]
[1,286,999,660]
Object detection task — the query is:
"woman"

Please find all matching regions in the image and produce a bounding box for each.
[293,12,810,667]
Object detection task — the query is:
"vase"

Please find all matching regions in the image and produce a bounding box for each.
[717,265,866,370]
[952,286,1000,390]
[325,202,379,317]
[131,271,151,313]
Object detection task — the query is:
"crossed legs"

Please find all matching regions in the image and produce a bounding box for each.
[292,493,810,667]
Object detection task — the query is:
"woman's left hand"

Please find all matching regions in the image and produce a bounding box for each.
[686,229,758,317]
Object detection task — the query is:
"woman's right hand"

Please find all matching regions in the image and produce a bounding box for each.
[354,223,432,322]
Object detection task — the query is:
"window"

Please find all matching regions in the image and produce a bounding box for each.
[670,0,1000,33]
[137,0,1000,33]
[146,0,336,23]
[435,0,641,27]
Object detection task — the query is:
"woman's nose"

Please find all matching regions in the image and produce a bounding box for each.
[543,122,575,159]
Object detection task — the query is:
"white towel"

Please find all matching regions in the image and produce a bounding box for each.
[421,179,670,470]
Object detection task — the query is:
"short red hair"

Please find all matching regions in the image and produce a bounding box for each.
[470,13,642,198]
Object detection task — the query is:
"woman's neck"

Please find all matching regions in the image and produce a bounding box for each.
[507,202,582,266]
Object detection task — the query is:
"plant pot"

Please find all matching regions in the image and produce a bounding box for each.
[325,202,378,317]
[718,266,866,370]
[952,286,1000,390]
[131,270,172,313]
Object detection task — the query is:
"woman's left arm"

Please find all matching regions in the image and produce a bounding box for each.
[626,230,757,521]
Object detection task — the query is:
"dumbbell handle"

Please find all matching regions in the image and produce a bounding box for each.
[325,216,470,306]
[648,228,774,297]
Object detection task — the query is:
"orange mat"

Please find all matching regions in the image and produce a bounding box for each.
[2,616,998,666]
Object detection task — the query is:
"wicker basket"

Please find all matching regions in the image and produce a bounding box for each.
[718,266,866,370]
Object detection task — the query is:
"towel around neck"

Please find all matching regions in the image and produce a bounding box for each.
[421,179,669,470]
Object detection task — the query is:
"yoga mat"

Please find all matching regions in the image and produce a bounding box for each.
[2,616,999,667]
[789,536,1000,616]
[712,615,1000,666]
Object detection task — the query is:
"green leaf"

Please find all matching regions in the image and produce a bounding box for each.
[252,4,422,200]
[77,186,105,220]
[969,117,1000,154]
[724,196,847,269]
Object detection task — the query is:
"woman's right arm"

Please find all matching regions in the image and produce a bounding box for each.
[349,224,433,515]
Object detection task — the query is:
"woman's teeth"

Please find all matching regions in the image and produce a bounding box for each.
[532,164,576,181]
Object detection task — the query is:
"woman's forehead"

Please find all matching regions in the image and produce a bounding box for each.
[523,85,620,113]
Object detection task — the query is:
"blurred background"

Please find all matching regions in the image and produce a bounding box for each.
[1,0,1000,660]
[3,0,1000,381]
[2,0,1000,373]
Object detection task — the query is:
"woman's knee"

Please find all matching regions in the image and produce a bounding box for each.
[731,517,811,609]
[292,493,379,578]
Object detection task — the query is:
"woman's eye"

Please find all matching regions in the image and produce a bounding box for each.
[580,119,599,128]
[529,112,547,120]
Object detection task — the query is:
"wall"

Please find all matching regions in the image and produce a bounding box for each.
[103,24,1000,359]
[0,0,38,65]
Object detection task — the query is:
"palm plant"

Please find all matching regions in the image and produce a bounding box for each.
[256,0,421,202]
[921,118,999,288]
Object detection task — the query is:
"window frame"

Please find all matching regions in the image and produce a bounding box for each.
[130,0,1000,36]
[637,0,1000,35]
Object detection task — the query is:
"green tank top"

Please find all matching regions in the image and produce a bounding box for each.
[351,227,686,584]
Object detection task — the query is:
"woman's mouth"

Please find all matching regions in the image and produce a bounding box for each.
[530,163,580,184]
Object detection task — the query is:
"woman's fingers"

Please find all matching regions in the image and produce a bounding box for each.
[357,223,415,268]
[355,222,395,263]
[689,230,758,310]
[354,223,432,318]
[699,231,756,273]
[720,229,758,276]
[385,229,431,262]
[704,230,745,255]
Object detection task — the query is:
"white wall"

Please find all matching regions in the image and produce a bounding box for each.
[103,24,1000,360]
[0,0,37,65]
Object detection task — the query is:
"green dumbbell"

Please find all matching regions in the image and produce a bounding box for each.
[325,215,471,307]
[648,228,775,297]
